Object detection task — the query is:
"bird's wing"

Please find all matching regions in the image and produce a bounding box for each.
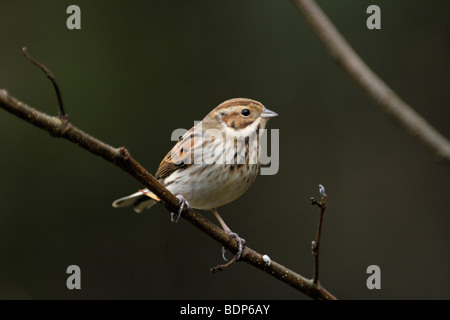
[156,126,202,179]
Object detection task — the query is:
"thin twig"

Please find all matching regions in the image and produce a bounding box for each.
[22,47,67,119]
[291,0,450,165]
[311,185,327,285]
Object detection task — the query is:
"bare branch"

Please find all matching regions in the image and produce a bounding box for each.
[0,89,336,300]
[292,0,450,165]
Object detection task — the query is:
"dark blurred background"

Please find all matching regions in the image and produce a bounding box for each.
[0,0,449,299]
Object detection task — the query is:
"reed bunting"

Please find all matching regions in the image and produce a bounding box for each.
[113,98,277,258]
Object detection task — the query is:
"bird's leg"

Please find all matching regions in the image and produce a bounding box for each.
[171,195,190,223]
[211,208,246,261]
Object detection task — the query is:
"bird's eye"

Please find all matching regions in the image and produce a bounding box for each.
[241,109,250,117]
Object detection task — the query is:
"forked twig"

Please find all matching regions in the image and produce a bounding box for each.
[22,47,67,119]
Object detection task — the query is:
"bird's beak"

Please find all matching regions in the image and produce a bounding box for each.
[261,108,278,118]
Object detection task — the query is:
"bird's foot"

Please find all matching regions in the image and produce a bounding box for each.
[222,232,246,261]
[211,232,246,273]
[171,195,190,223]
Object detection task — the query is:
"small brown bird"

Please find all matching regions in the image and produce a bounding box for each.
[113,98,277,258]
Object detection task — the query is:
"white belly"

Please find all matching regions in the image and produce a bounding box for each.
[164,163,259,210]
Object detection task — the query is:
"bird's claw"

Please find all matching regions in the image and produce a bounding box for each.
[221,247,227,261]
[222,232,246,261]
[171,195,190,223]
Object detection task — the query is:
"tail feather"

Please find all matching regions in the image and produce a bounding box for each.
[112,189,161,213]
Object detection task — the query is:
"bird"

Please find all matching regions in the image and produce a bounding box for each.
[112,98,277,258]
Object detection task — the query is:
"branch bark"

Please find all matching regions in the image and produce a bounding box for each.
[0,89,336,300]
[292,0,450,165]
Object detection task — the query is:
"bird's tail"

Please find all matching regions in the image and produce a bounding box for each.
[112,189,161,213]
